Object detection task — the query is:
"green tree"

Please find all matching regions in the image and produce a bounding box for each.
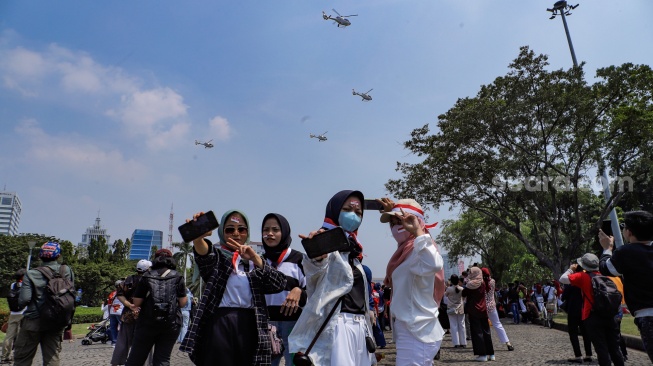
[387,47,653,278]
[437,211,525,283]
[87,237,109,262]
[111,239,130,262]
[149,245,158,261]
[172,241,194,286]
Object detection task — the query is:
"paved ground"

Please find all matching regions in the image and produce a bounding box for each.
[21,321,651,365]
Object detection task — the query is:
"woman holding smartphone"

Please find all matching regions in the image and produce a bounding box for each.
[289,190,377,366]
[261,213,307,366]
[179,210,287,366]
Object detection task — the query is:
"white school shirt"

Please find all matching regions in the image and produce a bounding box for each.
[390,234,445,343]
[219,257,255,308]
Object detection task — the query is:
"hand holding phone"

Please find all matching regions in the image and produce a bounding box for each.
[178,211,219,243]
[300,227,350,259]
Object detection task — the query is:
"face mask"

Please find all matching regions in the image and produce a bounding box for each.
[339,211,362,232]
[391,225,411,243]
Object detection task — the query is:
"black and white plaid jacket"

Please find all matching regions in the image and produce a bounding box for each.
[179,243,287,365]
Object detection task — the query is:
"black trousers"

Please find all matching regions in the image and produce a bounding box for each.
[196,308,257,366]
[568,313,592,358]
[469,315,494,356]
[584,313,624,366]
[125,322,180,366]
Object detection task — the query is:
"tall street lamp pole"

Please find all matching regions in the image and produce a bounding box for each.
[27,240,37,270]
[547,1,624,248]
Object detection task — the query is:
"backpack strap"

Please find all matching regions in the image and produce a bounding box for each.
[35,266,56,281]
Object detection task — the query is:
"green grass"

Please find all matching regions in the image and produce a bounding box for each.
[553,313,640,336]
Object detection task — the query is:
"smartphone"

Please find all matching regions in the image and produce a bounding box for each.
[601,219,613,237]
[301,227,350,258]
[178,211,219,243]
[363,199,383,211]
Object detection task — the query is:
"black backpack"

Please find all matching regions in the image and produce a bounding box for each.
[35,265,76,328]
[587,273,622,317]
[7,282,23,312]
[143,269,180,325]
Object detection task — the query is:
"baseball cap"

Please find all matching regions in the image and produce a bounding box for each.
[380,199,425,223]
[136,259,152,272]
[155,249,173,258]
[39,242,61,259]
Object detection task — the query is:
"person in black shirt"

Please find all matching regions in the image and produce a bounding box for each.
[126,250,187,366]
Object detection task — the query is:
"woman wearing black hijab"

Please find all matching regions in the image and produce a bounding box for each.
[262,213,307,366]
[289,190,376,366]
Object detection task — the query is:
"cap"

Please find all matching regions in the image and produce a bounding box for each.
[115,280,123,287]
[380,199,425,223]
[155,249,173,258]
[136,259,152,272]
[39,242,61,259]
[577,253,599,272]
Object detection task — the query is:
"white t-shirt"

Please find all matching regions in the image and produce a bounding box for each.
[110,296,124,316]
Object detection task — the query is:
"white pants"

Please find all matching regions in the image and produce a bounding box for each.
[394,320,441,366]
[331,312,373,366]
[487,309,509,344]
[447,313,467,346]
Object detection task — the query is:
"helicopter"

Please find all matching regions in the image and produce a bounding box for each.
[322,9,357,28]
[194,139,214,148]
[309,131,328,142]
[352,88,373,101]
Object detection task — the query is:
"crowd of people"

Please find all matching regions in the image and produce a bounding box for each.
[2,194,652,366]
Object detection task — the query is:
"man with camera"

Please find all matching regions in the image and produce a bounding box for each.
[599,210,653,362]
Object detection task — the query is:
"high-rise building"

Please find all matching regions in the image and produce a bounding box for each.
[78,214,112,255]
[441,253,460,281]
[129,229,163,260]
[0,191,22,236]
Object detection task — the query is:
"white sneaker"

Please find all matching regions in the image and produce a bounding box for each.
[488,355,495,361]
[475,355,488,362]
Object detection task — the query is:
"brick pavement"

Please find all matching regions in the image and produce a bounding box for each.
[24,322,651,365]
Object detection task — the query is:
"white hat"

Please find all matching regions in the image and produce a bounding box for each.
[137,259,152,272]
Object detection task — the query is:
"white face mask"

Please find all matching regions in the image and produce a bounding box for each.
[391,225,411,244]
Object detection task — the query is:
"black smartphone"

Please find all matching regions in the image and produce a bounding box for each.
[601,219,613,237]
[363,199,383,211]
[301,227,350,258]
[178,211,219,243]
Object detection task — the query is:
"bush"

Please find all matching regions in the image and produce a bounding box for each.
[73,306,103,324]
[0,299,103,325]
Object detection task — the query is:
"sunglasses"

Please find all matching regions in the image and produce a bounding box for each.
[225,227,248,234]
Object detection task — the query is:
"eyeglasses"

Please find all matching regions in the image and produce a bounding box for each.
[225,227,248,234]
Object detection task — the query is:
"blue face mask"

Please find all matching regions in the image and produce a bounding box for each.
[339,211,362,232]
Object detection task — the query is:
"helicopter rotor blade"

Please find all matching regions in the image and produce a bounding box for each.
[366,89,373,94]
[332,8,341,16]
[343,15,358,17]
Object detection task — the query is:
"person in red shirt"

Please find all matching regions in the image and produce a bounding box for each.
[559,253,624,366]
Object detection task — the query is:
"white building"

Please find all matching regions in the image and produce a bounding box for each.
[0,191,21,236]
[78,214,112,254]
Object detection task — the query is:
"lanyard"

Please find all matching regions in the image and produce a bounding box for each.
[275,249,289,267]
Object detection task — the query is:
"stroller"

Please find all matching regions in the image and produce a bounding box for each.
[81,318,110,345]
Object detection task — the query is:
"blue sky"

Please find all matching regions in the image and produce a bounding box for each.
[1,0,651,277]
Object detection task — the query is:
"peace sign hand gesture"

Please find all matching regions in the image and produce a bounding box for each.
[397,208,425,237]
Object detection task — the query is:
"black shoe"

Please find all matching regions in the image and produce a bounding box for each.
[583,357,592,362]
[507,344,514,351]
[568,358,582,363]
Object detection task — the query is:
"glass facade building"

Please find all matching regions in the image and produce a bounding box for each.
[0,191,21,236]
[130,229,163,260]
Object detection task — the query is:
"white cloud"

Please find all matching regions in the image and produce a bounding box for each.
[15,119,146,183]
[209,115,233,141]
[0,39,192,150]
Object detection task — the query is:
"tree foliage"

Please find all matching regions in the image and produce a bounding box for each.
[387,47,653,278]
[436,211,525,283]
